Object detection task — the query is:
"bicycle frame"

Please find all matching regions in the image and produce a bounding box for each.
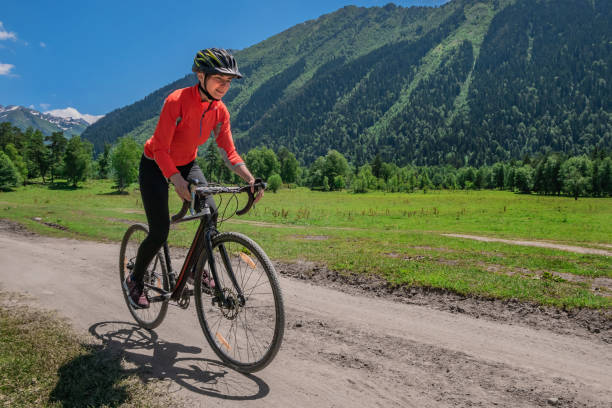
[144,202,245,308]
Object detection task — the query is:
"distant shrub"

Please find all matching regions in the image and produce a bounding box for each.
[268,173,282,193]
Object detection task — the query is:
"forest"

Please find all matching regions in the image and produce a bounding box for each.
[2,122,611,200]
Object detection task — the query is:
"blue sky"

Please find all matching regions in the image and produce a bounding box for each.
[1,0,448,116]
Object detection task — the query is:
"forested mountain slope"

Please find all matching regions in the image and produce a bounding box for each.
[82,0,612,166]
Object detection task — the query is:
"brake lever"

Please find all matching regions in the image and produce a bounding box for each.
[236,179,266,216]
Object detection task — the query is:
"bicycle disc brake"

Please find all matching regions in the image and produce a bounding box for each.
[216,288,241,320]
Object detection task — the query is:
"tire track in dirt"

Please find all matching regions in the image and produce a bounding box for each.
[442,233,612,256]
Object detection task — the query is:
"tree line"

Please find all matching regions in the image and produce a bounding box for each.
[191,142,612,199]
[2,122,611,199]
[0,122,140,191]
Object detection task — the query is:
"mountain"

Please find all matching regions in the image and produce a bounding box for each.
[44,107,104,125]
[82,0,612,166]
[0,105,90,137]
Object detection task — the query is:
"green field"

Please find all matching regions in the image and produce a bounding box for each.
[1,180,611,309]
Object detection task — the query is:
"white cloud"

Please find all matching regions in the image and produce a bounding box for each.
[40,103,51,110]
[0,63,15,75]
[0,22,17,41]
[28,105,35,109]
[40,42,46,48]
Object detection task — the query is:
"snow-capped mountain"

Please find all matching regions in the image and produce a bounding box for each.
[0,105,99,136]
[44,107,104,125]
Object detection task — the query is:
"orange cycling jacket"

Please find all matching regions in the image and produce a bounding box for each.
[144,84,244,179]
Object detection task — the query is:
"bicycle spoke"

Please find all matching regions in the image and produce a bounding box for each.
[194,232,284,372]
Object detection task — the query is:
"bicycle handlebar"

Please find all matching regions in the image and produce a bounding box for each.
[170,179,266,222]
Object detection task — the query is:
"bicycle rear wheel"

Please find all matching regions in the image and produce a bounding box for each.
[194,232,285,373]
[119,223,169,329]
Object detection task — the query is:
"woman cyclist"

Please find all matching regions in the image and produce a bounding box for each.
[125,48,261,308]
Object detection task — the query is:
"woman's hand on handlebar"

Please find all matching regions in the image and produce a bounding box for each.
[248,178,264,203]
[169,173,191,202]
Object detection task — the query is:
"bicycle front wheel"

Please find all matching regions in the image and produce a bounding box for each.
[119,223,169,329]
[194,232,285,373]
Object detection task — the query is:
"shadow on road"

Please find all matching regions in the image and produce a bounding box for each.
[83,321,270,401]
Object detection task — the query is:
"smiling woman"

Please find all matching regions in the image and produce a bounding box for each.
[125,48,260,308]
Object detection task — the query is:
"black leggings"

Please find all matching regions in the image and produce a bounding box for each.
[131,155,216,283]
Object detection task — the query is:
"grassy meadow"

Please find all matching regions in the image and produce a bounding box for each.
[1,179,611,309]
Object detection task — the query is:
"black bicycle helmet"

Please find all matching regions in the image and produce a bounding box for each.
[192,48,243,79]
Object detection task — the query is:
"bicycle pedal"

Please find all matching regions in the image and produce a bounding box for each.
[183,288,194,297]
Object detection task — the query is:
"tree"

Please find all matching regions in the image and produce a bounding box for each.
[245,147,280,180]
[111,137,141,192]
[46,132,68,183]
[63,136,93,187]
[322,150,349,191]
[97,143,112,179]
[4,143,27,185]
[198,141,235,183]
[351,164,377,193]
[491,162,505,189]
[418,172,434,190]
[560,155,592,199]
[371,153,383,178]
[0,151,20,190]
[0,122,26,151]
[543,155,563,195]
[333,175,346,190]
[278,147,299,184]
[307,157,326,189]
[513,165,534,194]
[599,157,612,197]
[25,128,50,182]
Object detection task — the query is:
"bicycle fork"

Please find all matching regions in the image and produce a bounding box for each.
[204,229,246,308]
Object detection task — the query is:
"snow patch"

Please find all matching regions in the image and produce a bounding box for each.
[44,107,104,124]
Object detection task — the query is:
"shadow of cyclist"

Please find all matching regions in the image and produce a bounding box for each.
[82,321,270,401]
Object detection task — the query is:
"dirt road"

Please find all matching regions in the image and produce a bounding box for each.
[0,223,610,407]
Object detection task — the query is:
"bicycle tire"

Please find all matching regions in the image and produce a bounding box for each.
[119,223,169,329]
[194,232,285,373]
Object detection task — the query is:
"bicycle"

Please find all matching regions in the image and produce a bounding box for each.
[119,180,284,373]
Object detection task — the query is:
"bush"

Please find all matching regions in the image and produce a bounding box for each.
[268,173,282,193]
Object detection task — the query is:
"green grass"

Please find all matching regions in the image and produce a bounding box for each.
[1,180,611,309]
[0,292,180,407]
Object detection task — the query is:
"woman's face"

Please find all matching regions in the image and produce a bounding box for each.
[200,73,233,100]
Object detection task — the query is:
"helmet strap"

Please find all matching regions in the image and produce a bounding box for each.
[199,75,219,101]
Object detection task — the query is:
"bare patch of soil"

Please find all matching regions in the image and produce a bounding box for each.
[32,217,69,231]
[105,217,136,225]
[443,233,612,257]
[473,261,612,298]
[289,235,329,241]
[276,260,612,344]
